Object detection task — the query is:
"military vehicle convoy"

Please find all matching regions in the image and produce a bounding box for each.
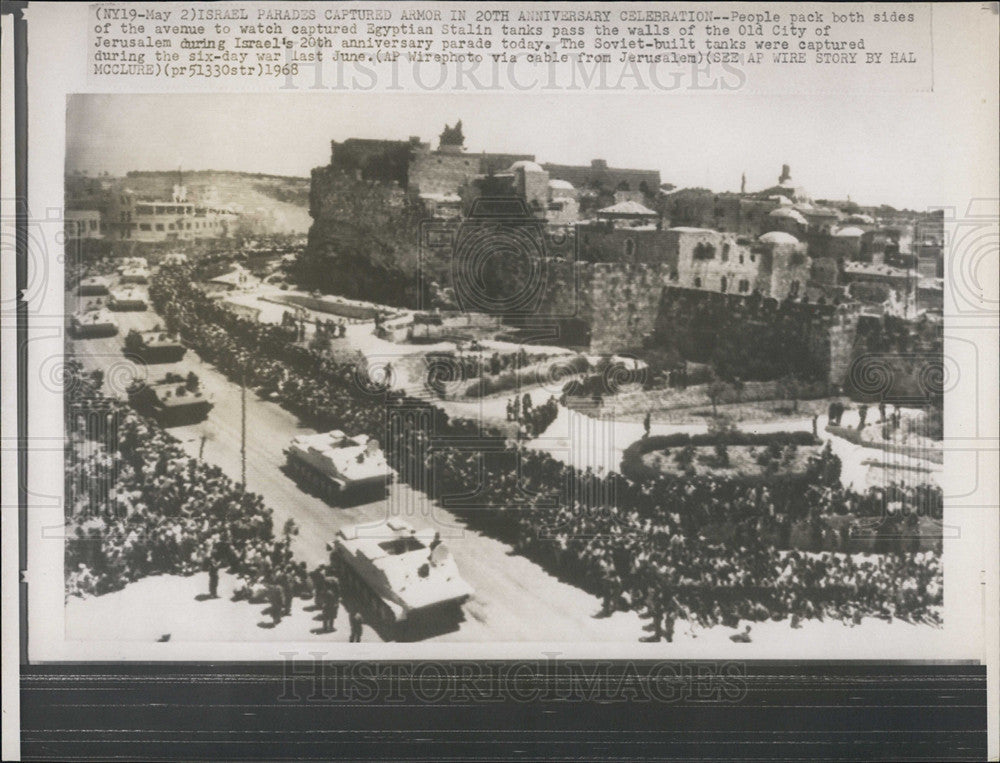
[69,308,118,339]
[284,430,393,505]
[125,330,187,364]
[330,519,474,640]
[127,373,212,426]
[108,286,148,311]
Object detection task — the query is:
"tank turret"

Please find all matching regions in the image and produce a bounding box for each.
[330,518,473,639]
[284,430,394,505]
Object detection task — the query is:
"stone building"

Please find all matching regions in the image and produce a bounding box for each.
[542,158,661,198]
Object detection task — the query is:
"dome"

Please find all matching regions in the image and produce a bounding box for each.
[845,214,874,225]
[768,208,808,225]
[833,226,865,237]
[759,231,799,245]
[509,160,544,173]
[548,178,575,190]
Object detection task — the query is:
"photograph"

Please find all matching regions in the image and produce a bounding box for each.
[61,92,945,647]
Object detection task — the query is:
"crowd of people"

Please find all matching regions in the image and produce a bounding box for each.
[64,360,321,623]
[68,263,944,636]
[506,393,560,438]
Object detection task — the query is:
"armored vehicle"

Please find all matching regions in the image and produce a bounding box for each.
[77,276,110,296]
[126,330,186,364]
[119,266,150,284]
[127,373,212,426]
[284,430,393,505]
[108,286,148,311]
[117,256,148,274]
[330,519,474,639]
[69,308,118,339]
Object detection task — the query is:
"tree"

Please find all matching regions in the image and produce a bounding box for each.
[777,374,800,413]
[706,375,730,418]
[124,329,143,355]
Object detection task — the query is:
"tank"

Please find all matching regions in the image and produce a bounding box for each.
[119,266,150,284]
[108,286,148,311]
[284,430,393,505]
[127,373,213,426]
[330,518,473,639]
[127,330,186,364]
[77,276,110,296]
[117,256,148,274]
[70,308,118,338]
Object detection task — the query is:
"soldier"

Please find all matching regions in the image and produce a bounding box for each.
[205,555,219,599]
[643,412,651,438]
[269,582,285,626]
[349,610,364,642]
[858,404,868,430]
[280,570,293,616]
[662,594,677,644]
[321,585,339,633]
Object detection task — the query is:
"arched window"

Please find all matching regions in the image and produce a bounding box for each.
[720,276,728,293]
[722,243,731,261]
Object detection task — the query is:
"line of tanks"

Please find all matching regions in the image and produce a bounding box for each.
[69,257,473,639]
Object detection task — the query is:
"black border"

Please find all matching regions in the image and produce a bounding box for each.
[20,662,987,760]
[5,2,991,760]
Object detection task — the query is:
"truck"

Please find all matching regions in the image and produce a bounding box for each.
[127,373,213,426]
[284,430,393,505]
[329,518,474,640]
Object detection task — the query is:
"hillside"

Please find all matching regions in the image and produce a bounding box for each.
[67,170,312,234]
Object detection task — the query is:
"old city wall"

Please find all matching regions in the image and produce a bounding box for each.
[652,287,843,382]
[409,151,482,196]
[532,260,671,352]
[589,264,672,354]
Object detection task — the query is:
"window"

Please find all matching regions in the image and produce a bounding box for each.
[694,277,702,288]
[722,243,731,261]
[693,242,716,260]
[720,276,728,292]
[624,238,636,257]
[167,223,175,230]
[155,223,165,231]
[139,223,151,231]
[738,279,750,293]
[789,280,800,297]
[738,253,744,264]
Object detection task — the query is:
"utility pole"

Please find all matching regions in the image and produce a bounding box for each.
[241,358,247,489]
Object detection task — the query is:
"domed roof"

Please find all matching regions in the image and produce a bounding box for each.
[768,208,808,224]
[509,160,544,173]
[548,178,575,190]
[758,231,799,245]
[833,226,865,237]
